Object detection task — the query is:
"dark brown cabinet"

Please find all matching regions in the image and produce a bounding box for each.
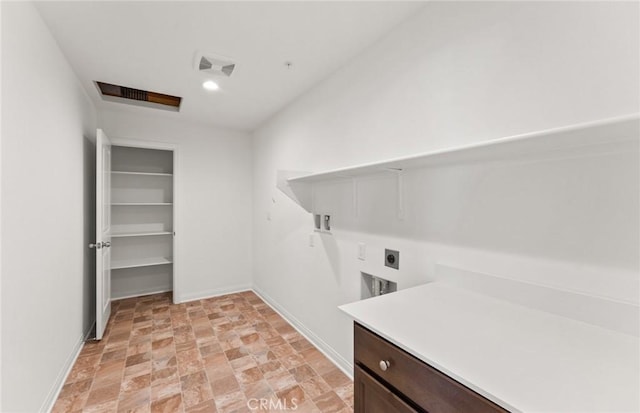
[355,365,418,413]
[354,323,508,413]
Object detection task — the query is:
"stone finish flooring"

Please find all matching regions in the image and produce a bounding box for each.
[52,291,353,412]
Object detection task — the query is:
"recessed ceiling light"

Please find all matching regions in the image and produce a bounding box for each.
[202,80,219,91]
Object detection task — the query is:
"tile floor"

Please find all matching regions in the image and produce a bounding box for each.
[53,291,353,413]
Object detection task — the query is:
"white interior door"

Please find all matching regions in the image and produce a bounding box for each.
[95,129,112,340]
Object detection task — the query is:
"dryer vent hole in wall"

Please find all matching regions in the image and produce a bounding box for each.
[361,272,397,299]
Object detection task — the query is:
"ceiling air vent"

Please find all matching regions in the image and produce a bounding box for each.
[196,52,236,77]
[95,81,182,112]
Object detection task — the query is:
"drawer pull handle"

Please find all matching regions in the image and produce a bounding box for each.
[379,360,390,371]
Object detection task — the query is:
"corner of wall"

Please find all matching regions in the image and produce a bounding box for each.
[252,285,354,378]
[39,327,94,413]
[0,1,4,406]
[0,2,4,407]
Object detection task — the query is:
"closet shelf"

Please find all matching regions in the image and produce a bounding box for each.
[112,171,173,177]
[277,114,639,212]
[111,231,173,238]
[112,257,173,270]
[111,202,173,206]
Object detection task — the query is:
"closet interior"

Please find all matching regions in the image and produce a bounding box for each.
[110,145,174,299]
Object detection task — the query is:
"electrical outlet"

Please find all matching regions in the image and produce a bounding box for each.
[358,243,366,260]
[385,249,399,269]
[309,233,315,247]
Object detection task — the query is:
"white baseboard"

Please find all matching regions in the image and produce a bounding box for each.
[252,285,354,379]
[41,322,95,413]
[176,284,252,304]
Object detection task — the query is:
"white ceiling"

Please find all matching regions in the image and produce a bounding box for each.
[35,1,424,131]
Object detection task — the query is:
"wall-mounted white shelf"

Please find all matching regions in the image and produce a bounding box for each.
[112,171,173,177]
[111,202,173,206]
[112,231,173,238]
[277,114,639,213]
[112,256,173,270]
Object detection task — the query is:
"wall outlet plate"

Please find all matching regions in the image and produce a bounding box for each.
[385,249,399,269]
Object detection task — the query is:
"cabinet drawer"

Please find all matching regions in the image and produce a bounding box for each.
[354,323,508,413]
[355,365,419,413]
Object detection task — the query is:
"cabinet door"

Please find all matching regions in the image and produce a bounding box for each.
[355,366,419,413]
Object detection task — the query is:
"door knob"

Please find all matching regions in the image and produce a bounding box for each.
[89,243,102,249]
[102,241,111,248]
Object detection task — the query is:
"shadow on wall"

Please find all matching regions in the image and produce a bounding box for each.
[319,234,341,281]
[312,141,639,272]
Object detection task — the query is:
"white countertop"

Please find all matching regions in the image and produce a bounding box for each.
[339,282,639,413]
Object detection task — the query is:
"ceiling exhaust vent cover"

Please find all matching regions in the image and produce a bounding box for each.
[196,52,236,77]
[95,81,181,112]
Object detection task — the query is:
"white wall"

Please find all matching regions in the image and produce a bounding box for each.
[99,109,253,303]
[252,1,640,373]
[0,2,4,409]
[1,2,97,412]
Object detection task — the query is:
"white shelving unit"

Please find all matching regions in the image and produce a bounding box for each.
[112,230,173,238]
[277,114,639,214]
[110,145,174,300]
[112,257,173,270]
[112,203,173,206]
[112,171,173,177]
